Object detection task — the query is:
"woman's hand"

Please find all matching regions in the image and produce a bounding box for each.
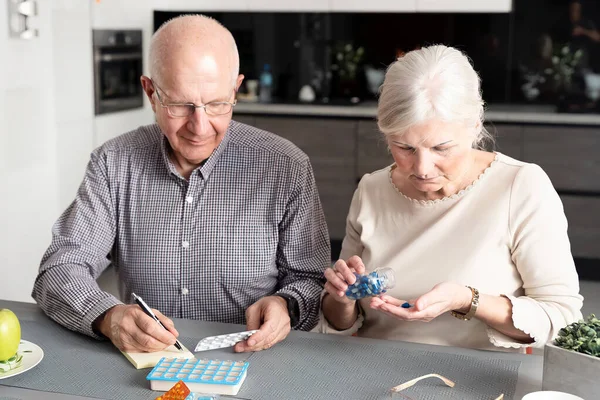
[370,282,472,322]
[324,256,366,305]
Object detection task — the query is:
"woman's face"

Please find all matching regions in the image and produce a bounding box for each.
[387,119,476,198]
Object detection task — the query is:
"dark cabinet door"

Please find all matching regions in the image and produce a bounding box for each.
[523,126,600,192]
[357,119,393,178]
[253,116,357,240]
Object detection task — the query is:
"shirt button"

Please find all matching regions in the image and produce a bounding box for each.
[186,196,193,203]
[181,288,189,295]
[182,241,189,248]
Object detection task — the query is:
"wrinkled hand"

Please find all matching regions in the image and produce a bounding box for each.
[234,296,291,352]
[96,304,179,352]
[370,282,472,323]
[324,256,366,305]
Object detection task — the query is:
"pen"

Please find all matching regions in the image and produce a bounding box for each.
[131,292,183,351]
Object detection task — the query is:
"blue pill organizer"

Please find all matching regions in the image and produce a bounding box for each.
[147,357,249,396]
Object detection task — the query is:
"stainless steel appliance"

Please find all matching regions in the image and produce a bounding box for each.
[93,29,143,115]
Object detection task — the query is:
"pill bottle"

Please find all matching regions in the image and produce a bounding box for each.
[345,268,396,300]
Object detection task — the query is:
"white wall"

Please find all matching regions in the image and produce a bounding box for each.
[53,0,95,210]
[0,0,97,303]
[1,1,59,302]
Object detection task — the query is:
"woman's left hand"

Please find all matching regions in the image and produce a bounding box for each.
[370,282,473,322]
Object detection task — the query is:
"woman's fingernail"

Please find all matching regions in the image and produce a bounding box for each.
[248,339,256,346]
[401,302,412,308]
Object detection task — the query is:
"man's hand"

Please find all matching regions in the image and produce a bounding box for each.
[234,296,291,352]
[95,304,179,352]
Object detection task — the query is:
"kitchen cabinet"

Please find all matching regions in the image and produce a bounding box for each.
[416,0,512,13]
[233,114,256,127]
[167,0,248,11]
[247,0,329,11]
[329,0,417,12]
[562,196,600,260]
[487,123,523,159]
[523,126,600,193]
[357,119,393,177]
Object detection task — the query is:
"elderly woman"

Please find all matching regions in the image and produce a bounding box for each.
[320,45,583,352]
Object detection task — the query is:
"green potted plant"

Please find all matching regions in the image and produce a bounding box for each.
[542,314,600,398]
[330,42,365,101]
[544,44,584,94]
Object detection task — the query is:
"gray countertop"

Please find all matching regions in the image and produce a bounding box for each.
[0,300,542,400]
[234,101,600,125]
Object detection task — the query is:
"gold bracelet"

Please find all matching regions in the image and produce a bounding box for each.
[451,286,479,321]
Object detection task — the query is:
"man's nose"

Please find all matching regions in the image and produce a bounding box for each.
[186,106,210,134]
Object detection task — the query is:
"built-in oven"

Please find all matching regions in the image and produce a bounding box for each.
[93,29,144,115]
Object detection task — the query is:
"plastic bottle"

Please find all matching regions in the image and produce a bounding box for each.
[259,63,273,103]
[345,268,396,300]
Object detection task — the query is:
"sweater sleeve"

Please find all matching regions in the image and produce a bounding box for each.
[339,183,365,261]
[316,180,366,335]
[487,164,583,349]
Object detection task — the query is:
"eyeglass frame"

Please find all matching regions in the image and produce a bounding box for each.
[150,78,238,117]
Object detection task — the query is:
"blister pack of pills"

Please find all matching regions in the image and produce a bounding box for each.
[194,331,258,352]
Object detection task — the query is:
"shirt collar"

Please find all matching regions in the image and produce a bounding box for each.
[159,121,234,181]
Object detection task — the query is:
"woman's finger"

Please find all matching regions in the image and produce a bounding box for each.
[325,281,346,298]
[324,268,351,292]
[346,255,366,275]
[333,259,357,285]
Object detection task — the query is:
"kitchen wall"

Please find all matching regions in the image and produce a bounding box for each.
[0,1,91,301]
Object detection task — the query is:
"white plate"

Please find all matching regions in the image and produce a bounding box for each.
[0,340,44,380]
[522,391,584,400]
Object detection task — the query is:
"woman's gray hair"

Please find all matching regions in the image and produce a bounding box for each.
[377,45,493,149]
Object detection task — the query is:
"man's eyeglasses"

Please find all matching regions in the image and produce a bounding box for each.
[151,79,237,118]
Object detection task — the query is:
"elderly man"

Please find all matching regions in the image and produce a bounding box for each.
[32,15,329,353]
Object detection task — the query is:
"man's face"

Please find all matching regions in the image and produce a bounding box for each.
[144,53,243,166]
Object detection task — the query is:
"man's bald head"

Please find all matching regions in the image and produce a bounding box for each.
[149,14,239,87]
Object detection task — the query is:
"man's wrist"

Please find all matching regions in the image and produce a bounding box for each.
[274,293,300,327]
[92,304,120,338]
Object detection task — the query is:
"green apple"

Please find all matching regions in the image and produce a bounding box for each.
[0,309,21,362]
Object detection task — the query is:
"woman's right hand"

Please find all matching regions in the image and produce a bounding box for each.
[324,255,366,304]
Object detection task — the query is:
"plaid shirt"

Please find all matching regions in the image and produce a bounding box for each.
[32,121,330,338]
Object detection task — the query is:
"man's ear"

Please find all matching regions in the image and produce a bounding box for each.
[235,74,245,93]
[140,75,157,113]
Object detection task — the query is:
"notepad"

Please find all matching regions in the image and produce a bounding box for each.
[122,344,195,369]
